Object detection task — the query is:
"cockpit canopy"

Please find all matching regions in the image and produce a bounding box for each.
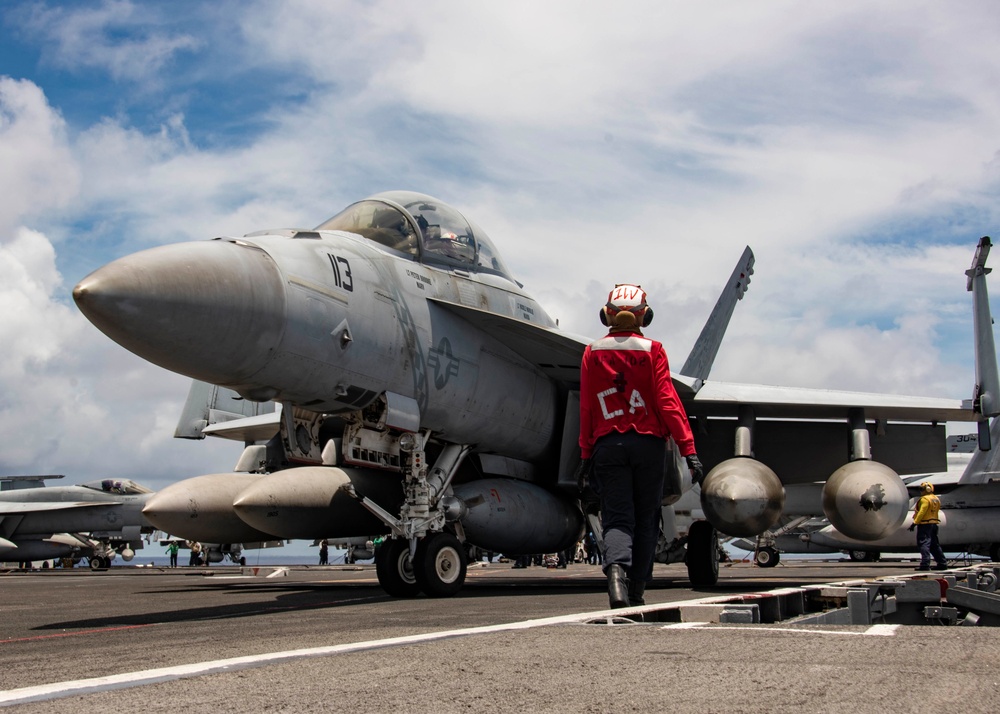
[316,191,514,281]
[80,479,152,495]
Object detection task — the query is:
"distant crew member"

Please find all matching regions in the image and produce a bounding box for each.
[166,541,179,568]
[188,541,203,567]
[319,539,329,566]
[579,283,704,608]
[908,482,947,571]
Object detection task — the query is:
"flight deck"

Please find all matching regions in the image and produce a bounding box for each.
[2,559,997,712]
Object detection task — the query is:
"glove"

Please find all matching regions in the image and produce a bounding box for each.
[908,523,915,532]
[686,454,705,486]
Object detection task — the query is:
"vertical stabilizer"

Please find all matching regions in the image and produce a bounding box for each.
[959,417,1000,484]
[966,236,1000,449]
[680,246,754,385]
[174,380,275,439]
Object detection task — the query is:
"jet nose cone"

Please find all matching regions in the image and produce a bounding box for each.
[143,473,276,543]
[74,240,286,385]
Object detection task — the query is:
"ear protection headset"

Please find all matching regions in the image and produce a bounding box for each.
[599,283,654,327]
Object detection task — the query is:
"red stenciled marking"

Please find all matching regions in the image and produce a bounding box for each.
[1,623,157,644]
[490,488,501,503]
[611,285,641,303]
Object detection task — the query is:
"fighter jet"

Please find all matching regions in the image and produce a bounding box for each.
[73,191,990,597]
[0,475,154,568]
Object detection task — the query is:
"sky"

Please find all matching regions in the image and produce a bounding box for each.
[2,0,1000,526]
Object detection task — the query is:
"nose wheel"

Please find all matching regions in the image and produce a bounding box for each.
[376,533,468,598]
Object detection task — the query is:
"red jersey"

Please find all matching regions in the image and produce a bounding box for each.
[579,331,695,458]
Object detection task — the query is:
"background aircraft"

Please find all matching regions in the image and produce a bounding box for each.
[0,475,153,568]
[781,418,1000,564]
[73,192,989,596]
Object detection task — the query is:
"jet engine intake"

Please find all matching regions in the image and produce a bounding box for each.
[821,460,908,541]
[699,457,785,537]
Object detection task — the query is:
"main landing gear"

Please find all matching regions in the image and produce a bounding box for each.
[685,520,720,587]
[375,532,469,598]
[347,423,472,598]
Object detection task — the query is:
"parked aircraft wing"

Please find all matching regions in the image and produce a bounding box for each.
[0,501,116,515]
[201,411,281,442]
[175,380,276,439]
[686,380,972,422]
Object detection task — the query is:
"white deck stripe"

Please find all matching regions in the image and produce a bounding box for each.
[661,624,900,637]
[0,585,897,706]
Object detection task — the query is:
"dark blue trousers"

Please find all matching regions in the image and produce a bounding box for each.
[916,523,946,567]
[591,431,665,583]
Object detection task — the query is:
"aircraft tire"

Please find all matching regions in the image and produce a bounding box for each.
[375,539,422,598]
[89,557,105,571]
[849,550,880,562]
[685,520,720,587]
[414,532,468,598]
[756,547,779,568]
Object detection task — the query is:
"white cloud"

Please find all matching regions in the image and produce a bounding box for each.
[0,76,78,239]
[14,0,199,83]
[0,79,237,487]
[3,0,999,497]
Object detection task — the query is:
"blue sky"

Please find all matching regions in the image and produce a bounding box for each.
[2,0,1000,526]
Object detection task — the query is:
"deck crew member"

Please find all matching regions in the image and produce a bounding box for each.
[579,283,703,608]
[909,481,947,571]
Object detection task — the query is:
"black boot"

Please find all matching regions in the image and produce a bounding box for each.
[628,579,646,606]
[607,564,629,609]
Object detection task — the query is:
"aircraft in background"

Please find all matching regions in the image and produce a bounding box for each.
[0,475,153,568]
[730,433,984,565]
[74,191,991,596]
[764,419,1000,564]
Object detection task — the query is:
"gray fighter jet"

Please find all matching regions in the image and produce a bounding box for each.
[0,475,154,568]
[73,191,990,596]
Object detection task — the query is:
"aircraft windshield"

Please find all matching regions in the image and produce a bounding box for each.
[80,479,153,495]
[316,201,420,257]
[316,191,514,281]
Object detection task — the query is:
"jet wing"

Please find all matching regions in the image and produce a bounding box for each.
[201,411,281,442]
[429,298,973,424]
[0,501,116,515]
[428,298,588,384]
[686,380,973,422]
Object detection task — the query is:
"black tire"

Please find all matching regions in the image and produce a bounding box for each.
[990,543,1000,562]
[414,532,468,598]
[756,547,779,568]
[685,521,720,587]
[89,557,105,571]
[849,550,879,562]
[376,539,422,597]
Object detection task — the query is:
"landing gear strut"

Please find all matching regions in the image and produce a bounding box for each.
[346,419,472,598]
